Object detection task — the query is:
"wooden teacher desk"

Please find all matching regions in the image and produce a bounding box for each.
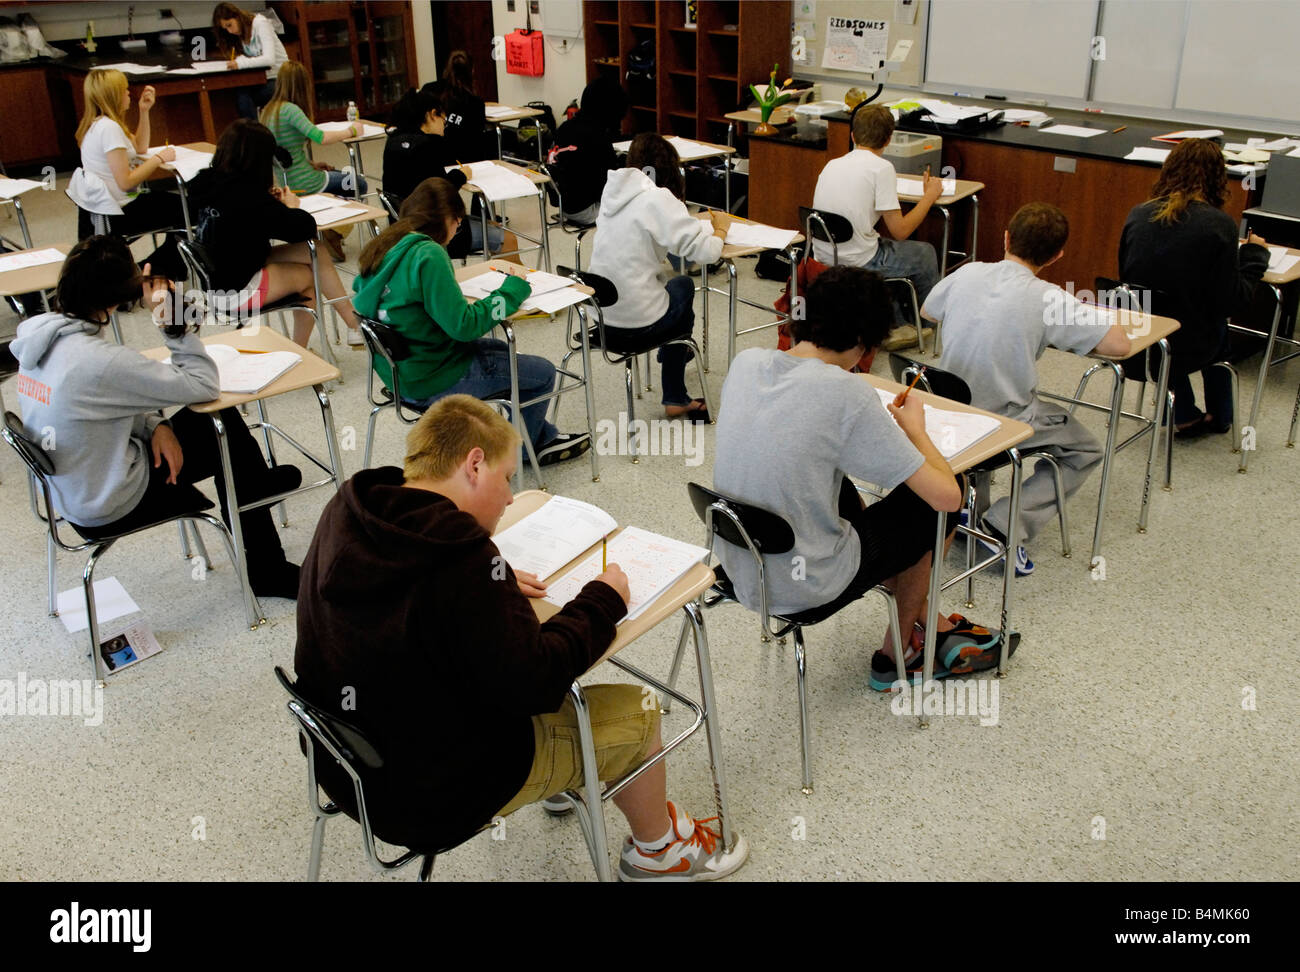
[747,105,1262,292]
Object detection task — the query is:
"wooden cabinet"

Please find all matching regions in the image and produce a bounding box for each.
[0,67,65,168]
[273,0,417,122]
[584,0,790,143]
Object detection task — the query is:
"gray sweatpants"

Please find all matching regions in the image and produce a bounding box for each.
[982,403,1103,545]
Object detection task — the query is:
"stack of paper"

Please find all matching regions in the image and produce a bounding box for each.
[485,104,520,120]
[459,270,509,299]
[874,387,1001,461]
[145,145,213,182]
[493,495,617,580]
[318,121,385,138]
[1265,246,1300,276]
[520,288,589,314]
[724,220,799,250]
[1041,124,1106,138]
[1153,128,1224,143]
[612,137,724,161]
[1124,146,1171,163]
[454,162,539,202]
[459,269,590,314]
[794,100,846,117]
[999,109,1051,125]
[0,247,64,273]
[166,60,232,75]
[203,344,301,394]
[541,526,710,623]
[310,203,366,226]
[93,62,160,76]
[917,100,990,123]
[0,177,44,198]
[897,175,957,197]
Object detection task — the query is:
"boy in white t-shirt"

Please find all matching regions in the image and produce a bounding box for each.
[922,202,1132,575]
[811,105,943,343]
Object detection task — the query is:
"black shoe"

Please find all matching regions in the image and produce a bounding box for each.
[250,561,301,600]
[686,260,725,277]
[249,464,303,502]
[666,399,710,423]
[1174,415,1214,439]
[536,432,592,467]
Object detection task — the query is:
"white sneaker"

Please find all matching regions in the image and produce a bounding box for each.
[618,801,749,881]
[346,327,365,348]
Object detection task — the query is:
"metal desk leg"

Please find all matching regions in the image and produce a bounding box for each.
[1090,362,1125,571]
[347,142,362,201]
[1288,379,1300,447]
[724,125,733,215]
[568,682,614,882]
[701,259,710,371]
[684,599,737,851]
[970,195,979,263]
[315,383,345,495]
[1239,283,1282,473]
[211,411,266,628]
[918,509,948,729]
[255,399,288,527]
[937,204,951,278]
[307,240,341,375]
[13,196,33,249]
[1138,339,1171,534]
[726,259,738,366]
[175,175,192,238]
[537,188,551,272]
[579,308,601,482]
[998,451,1022,676]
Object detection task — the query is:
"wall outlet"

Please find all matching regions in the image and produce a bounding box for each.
[506,1,515,11]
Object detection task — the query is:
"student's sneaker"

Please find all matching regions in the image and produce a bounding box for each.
[618,802,750,882]
[880,325,933,352]
[346,327,365,347]
[976,516,1035,576]
[535,431,592,467]
[869,625,953,691]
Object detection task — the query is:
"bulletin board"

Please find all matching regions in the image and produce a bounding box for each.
[790,0,928,88]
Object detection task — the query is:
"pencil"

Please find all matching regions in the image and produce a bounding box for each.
[1111,125,1127,134]
[894,366,926,406]
[602,535,607,571]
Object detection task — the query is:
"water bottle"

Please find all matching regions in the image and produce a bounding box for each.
[346,101,359,122]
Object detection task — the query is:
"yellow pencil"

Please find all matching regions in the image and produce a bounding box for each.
[602,535,607,571]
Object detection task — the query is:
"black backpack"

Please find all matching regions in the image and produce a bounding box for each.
[517,100,558,155]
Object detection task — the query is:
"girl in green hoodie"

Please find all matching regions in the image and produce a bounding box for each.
[351,177,591,465]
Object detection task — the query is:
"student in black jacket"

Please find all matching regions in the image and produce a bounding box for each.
[187,119,364,347]
[1119,138,1269,436]
[548,77,628,224]
[382,86,519,261]
[439,50,490,163]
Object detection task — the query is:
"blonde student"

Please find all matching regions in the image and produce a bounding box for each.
[211,2,288,120]
[259,61,370,259]
[68,69,186,278]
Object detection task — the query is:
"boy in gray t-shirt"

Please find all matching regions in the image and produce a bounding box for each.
[922,202,1131,574]
[714,266,1010,689]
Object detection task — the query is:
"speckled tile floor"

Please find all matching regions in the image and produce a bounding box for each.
[2,143,1297,882]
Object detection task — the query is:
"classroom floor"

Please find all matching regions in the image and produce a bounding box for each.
[2,144,1297,883]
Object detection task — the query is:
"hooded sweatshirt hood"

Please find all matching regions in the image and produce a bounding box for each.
[10,312,99,370]
[352,232,438,320]
[597,166,657,220]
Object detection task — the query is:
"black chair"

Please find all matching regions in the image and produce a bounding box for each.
[555,266,712,464]
[3,411,256,684]
[683,482,906,794]
[888,353,1071,605]
[378,189,402,224]
[176,236,339,372]
[359,316,428,469]
[274,666,443,881]
[797,205,927,352]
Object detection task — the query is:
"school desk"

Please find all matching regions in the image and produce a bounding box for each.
[459,161,553,272]
[496,490,739,881]
[1228,241,1300,472]
[1037,308,1180,572]
[338,119,387,205]
[0,177,42,252]
[140,326,343,627]
[0,242,72,309]
[614,136,739,214]
[485,102,545,166]
[863,374,1033,720]
[895,178,985,281]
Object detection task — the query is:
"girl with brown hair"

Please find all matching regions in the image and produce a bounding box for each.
[1119,138,1270,436]
[212,2,288,119]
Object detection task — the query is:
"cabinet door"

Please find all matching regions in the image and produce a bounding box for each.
[301,5,360,120]
[0,68,60,166]
[362,1,416,116]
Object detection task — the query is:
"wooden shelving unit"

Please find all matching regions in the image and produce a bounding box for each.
[583,0,791,140]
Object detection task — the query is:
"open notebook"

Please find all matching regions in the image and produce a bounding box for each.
[493,496,709,624]
[164,344,301,395]
[873,387,1001,461]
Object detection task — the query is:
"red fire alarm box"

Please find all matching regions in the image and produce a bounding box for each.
[506,28,544,76]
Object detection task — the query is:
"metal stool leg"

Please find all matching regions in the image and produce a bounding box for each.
[624,362,641,463]
[793,626,813,794]
[178,521,192,559]
[47,533,58,616]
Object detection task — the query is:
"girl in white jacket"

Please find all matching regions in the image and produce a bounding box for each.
[587,134,729,421]
[212,2,289,120]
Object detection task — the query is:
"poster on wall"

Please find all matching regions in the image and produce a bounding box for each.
[821,16,889,72]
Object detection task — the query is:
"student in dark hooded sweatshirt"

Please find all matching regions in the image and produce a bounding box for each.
[186,118,364,347]
[548,77,628,225]
[381,84,519,261]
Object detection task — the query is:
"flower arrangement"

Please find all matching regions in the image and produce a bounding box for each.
[749,63,793,134]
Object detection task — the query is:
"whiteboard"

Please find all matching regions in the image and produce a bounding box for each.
[925,0,1099,99]
[1089,0,1184,109]
[1173,0,1300,123]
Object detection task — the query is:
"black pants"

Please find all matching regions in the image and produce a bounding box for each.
[237,79,278,120]
[77,190,187,280]
[74,407,289,585]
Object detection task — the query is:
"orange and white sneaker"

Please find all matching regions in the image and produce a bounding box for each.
[618,802,750,882]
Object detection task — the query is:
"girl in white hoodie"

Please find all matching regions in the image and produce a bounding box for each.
[587,134,729,420]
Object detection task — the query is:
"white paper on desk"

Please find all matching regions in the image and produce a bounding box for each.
[1269,253,1300,276]
[206,345,301,393]
[612,139,632,154]
[665,136,723,161]
[897,176,957,197]
[296,193,338,214]
[516,270,574,297]
[1155,128,1224,141]
[0,247,65,272]
[484,104,519,119]
[168,60,231,74]
[520,287,589,315]
[311,204,366,226]
[724,221,798,250]
[874,387,1000,460]
[1227,162,1265,176]
[1289,147,1300,159]
[1041,124,1107,138]
[1124,146,1171,163]
[454,161,538,202]
[917,100,988,122]
[493,495,617,580]
[57,577,140,633]
[145,145,213,182]
[94,62,159,75]
[999,109,1049,124]
[0,177,43,198]
[1252,137,1299,152]
[1224,148,1270,164]
[459,270,508,299]
[794,100,847,117]
[318,121,384,138]
[542,526,709,624]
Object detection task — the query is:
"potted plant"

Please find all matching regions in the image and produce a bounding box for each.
[749,63,793,135]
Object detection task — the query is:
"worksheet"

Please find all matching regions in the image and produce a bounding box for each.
[493,496,617,580]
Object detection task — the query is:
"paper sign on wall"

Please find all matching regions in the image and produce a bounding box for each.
[822,16,889,72]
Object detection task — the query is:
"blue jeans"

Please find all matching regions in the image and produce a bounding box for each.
[597,276,697,406]
[468,217,505,253]
[323,168,370,197]
[405,339,558,449]
[237,79,277,120]
[864,238,940,325]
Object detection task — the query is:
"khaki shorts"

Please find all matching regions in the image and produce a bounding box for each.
[494,684,660,820]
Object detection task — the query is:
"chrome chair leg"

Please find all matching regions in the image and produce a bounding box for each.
[308,813,328,882]
[631,356,643,400]
[624,362,641,463]
[1035,453,1072,557]
[1069,363,1104,418]
[82,544,109,685]
[362,402,386,469]
[1288,379,1300,447]
[187,520,213,571]
[47,533,58,616]
[569,682,613,881]
[178,521,192,559]
[661,611,693,715]
[417,855,435,882]
[792,626,813,794]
